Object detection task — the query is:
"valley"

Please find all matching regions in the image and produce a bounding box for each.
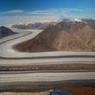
[0,20,95,95]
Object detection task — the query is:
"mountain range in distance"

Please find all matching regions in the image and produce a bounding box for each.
[11,18,95,30]
[17,18,95,52]
[0,26,17,39]
[11,21,59,30]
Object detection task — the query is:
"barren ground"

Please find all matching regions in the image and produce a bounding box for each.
[0,87,95,95]
[0,64,95,71]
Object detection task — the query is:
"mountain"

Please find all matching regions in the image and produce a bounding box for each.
[0,26,17,39]
[11,21,58,29]
[72,19,82,23]
[82,18,95,30]
[17,20,95,52]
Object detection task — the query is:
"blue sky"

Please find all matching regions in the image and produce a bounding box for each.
[0,0,95,25]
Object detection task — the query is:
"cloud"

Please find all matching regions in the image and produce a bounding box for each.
[68,9,83,11]
[29,11,53,15]
[27,9,58,15]
[0,8,83,15]
[1,8,94,25]
[27,8,84,16]
[0,10,24,14]
[0,15,60,25]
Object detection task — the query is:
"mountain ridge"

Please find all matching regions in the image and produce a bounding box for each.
[0,26,17,39]
[17,20,95,52]
[11,21,59,29]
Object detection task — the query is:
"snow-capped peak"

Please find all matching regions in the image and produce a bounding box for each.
[71,19,88,24]
[72,19,82,22]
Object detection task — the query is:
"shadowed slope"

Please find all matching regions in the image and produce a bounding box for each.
[0,26,17,39]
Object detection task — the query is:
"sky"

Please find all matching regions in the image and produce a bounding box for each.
[0,0,95,25]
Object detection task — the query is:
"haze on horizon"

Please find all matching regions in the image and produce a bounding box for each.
[0,0,95,25]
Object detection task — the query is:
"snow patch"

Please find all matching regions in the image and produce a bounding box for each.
[72,19,82,22]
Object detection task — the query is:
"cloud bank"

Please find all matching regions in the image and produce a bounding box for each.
[0,8,95,25]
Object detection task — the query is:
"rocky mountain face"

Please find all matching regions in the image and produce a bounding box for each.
[17,20,95,52]
[0,26,16,39]
[82,18,95,30]
[11,22,58,29]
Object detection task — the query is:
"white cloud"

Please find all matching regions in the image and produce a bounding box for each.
[0,8,83,15]
[29,11,54,15]
[27,8,84,16]
[27,9,58,15]
[0,15,60,25]
[68,9,83,11]
[1,8,93,25]
[0,10,24,14]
